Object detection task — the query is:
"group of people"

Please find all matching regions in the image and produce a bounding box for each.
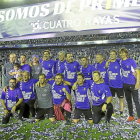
[1,47,140,125]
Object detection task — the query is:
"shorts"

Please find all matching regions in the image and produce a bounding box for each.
[36,107,55,119]
[73,107,93,120]
[109,87,124,98]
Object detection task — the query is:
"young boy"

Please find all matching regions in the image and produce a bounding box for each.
[9,63,22,79]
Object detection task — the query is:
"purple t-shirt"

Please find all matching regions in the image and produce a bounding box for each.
[1,87,23,110]
[55,60,66,74]
[92,61,109,85]
[78,65,93,80]
[48,80,70,105]
[108,60,123,88]
[120,58,137,85]
[17,79,38,103]
[72,82,90,109]
[20,64,31,73]
[87,80,112,106]
[42,59,56,79]
[58,61,79,83]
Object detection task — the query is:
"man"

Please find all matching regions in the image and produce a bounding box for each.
[65,73,93,124]
[1,78,24,124]
[93,54,109,85]
[20,54,31,73]
[48,73,71,125]
[30,55,42,80]
[106,50,124,116]
[119,47,140,124]
[34,74,55,123]
[90,71,113,124]
[78,56,93,81]
[17,71,38,118]
[3,53,16,86]
[58,53,79,92]
[41,50,56,79]
[55,51,66,75]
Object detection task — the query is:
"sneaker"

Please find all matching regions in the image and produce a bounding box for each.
[137,118,140,124]
[65,119,71,125]
[112,113,115,116]
[52,121,57,124]
[19,117,24,121]
[126,116,135,122]
[120,113,123,117]
[105,121,110,129]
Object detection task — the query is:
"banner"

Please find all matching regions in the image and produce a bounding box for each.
[0,0,140,40]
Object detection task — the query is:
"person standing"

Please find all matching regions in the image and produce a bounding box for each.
[119,47,140,123]
[106,50,124,116]
[30,55,42,80]
[3,53,16,86]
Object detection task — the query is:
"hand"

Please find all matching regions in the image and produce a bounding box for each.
[102,104,107,112]
[72,83,77,90]
[11,106,16,114]
[62,88,67,93]
[135,83,139,90]
[3,86,8,92]
[12,72,16,75]
[4,109,8,116]
[36,81,40,87]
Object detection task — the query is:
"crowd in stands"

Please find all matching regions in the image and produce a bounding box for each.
[0,44,140,66]
[0,31,140,46]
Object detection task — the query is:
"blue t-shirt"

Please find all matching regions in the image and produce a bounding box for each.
[42,59,56,79]
[87,80,112,106]
[1,87,23,110]
[120,58,137,85]
[48,80,70,105]
[78,65,93,80]
[108,60,123,88]
[20,64,31,73]
[73,82,90,109]
[92,61,109,85]
[17,79,38,103]
[55,60,66,74]
[58,61,79,83]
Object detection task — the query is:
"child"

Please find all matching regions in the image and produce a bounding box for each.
[9,63,22,79]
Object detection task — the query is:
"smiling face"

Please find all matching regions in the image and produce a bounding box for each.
[33,57,38,63]
[96,55,103,63]
[110,51,117,60]
[43,51,50,60]
[9,54,16,63]
[119,51,127,59]
[81,58,88,67]
[20,55,26,63]
[66,54,73,63]
[59,53,65,62]
[55,75,63,85]
[39,75,46,85]
[22,72,29,82]
[77,75,84,85]
[9,79,16,89]
[93,72,100,83]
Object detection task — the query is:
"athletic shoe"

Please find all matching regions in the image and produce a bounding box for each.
[126,116,135,122]
[137,118,140,124]
[112,113,115,116]
[120,113,123,117]
[65,119,71,125]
